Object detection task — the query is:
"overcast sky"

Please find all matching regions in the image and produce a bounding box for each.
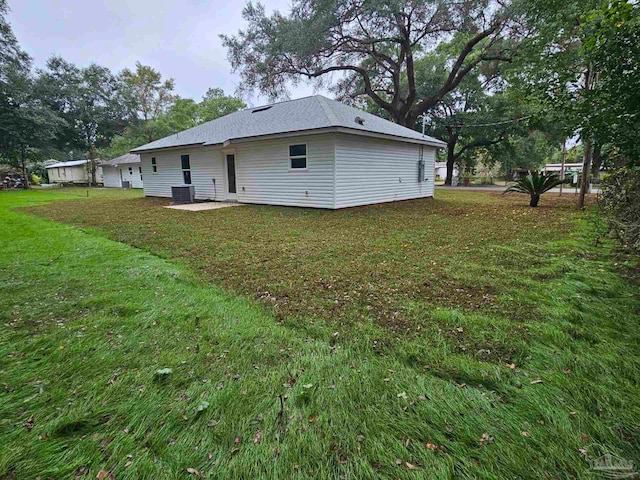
[7,0,323,106]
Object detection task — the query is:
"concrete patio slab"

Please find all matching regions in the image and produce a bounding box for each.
[165,202,244,211]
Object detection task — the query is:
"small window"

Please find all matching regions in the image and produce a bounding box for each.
[151,157,157,173]
[181,154,191,184]
[289,144,307,170]
[128,167,133,174]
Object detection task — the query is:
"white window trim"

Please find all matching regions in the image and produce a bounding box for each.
[151,157,158,174]
[288,143,308,171]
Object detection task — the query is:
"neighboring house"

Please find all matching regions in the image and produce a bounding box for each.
[131,95,445,209]
[45,159,103,184]
[542,162,585,174]
[101,153,143,188]
[434,162,459,182]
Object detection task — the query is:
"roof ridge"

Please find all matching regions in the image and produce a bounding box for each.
[315,95,340,126]
[240,94,325,113]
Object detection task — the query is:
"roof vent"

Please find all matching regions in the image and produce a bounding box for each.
[355,116,365,125]
[252,105,273,113]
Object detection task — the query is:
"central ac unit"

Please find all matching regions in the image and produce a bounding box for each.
[171,185,195,204]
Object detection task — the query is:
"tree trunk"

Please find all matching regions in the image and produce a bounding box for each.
[20,145,30,190]
[89,144,97,186]
[591,142,603,180]
[578,63,595,210]
[530,194,540,207]
[578,138,592,210]
[444,131,459,186]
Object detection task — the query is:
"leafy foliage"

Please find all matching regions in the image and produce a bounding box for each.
[504,171,566,206]
[121,62,175,142]
[0,2,63,185]
[600,167,640,251]
[223,0,517,126]
[582,0,640,164]
[102,89,245,159]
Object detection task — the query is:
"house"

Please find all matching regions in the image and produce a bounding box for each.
[434,162,459,182]
[45,159,103,185]
[101,153,142,188]
[542,162,585,174]
[131,95,446,209]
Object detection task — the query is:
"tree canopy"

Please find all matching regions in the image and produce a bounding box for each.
[223,0,517,127]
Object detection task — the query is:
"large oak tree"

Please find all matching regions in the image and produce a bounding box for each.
[222,0,518,128]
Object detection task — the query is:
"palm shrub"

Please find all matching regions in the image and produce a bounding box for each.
[504,172,566,207]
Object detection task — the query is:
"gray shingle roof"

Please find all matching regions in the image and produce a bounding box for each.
[131,95,446,153]
[100,153,140,167]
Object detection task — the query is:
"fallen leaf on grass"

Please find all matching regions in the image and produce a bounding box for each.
[581,433,589,442]
[186,467,202,477]
[23,415,34,431]
[96,471,109,480]
[308,415,316,423]
[253,430,262,444]
[234,436,242,446]
[480,432,494,444]
[530,379,543,384]
[563,368,571,374]
[406,462,418,469]
[521,431,530,437]
[124,461,132,468]
[426,442,438,451]
[397,391,408,399]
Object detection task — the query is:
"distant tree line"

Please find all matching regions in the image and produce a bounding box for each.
[0,0,245,187]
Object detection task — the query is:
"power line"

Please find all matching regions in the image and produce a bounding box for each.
[437,115,534,129]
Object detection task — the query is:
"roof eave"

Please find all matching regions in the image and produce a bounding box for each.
[221,126,447,148]
[131,126,447,154]
[130,142,207,154]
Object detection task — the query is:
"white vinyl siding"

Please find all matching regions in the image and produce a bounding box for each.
[46,165,101,184]
[233,134,335,208]
[334,134,435,209]
[102,166,120,187]
[140,132,437,208]
[140,146,224,200]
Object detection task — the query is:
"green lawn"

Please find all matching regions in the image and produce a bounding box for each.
[1,188,639,479]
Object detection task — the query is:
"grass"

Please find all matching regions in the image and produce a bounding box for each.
[1,187,639,479]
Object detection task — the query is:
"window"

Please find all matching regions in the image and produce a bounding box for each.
[289,144,307,170]
[128,167,132,175]
[151,157,157,173]
[181,154,191,184]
